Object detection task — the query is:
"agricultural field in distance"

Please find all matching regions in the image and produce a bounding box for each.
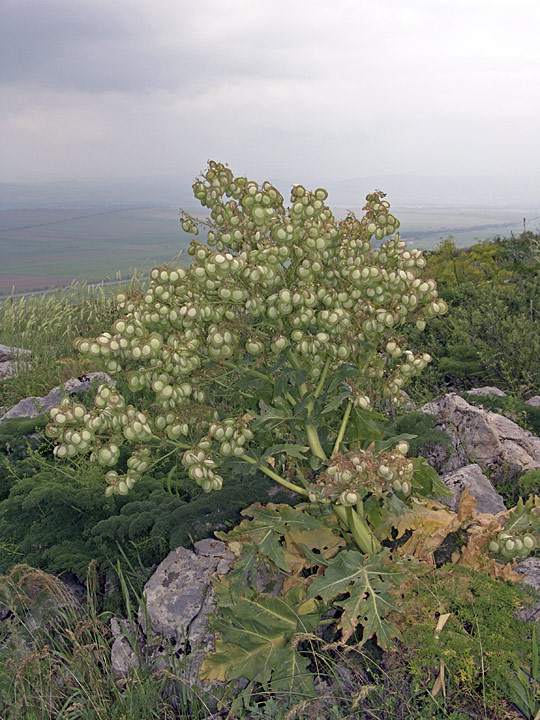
[0,204,538,295]
[0,207,192,295]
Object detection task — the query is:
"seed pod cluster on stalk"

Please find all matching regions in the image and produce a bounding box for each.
[486,495,540,560]
[309,440,414,504]
[489,531,537,559]
[48,161,447,496]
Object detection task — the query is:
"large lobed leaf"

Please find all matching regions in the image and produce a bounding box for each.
[200,586,320,695]
[307,550,401,648]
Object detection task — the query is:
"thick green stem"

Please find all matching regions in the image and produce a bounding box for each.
[286,351,329,460]
[305,424,327,460]
[239,453,308,496]
[331,400,352,457]
[334,504,382,554]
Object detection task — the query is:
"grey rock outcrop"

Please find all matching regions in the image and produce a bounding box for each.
[0,344,32,381]
[440,464,506,516]
[110,618,142,678]
[515,558,540,622]
[0,372,113,424]
[526,396,540,408]
[108,539,236,689]
[421,393,540,479]
[467,386,507,397]
[139,538,234,686]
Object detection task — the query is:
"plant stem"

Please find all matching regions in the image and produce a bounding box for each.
[286,351,329,460]
[314,359,331,400]
[332,400,352,457]
[239,453,308,496]
[334,504,382,554]
[305,424,327,460]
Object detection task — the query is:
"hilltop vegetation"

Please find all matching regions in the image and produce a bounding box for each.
[0,191,539,719]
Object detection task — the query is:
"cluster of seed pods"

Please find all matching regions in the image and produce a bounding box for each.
[46,385,154,495]
[309,441,414,504]
[489,530,537,560]
[49,161,447,495]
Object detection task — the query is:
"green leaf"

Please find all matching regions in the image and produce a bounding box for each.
[411,456,451,498]
[252,398,295,431]
[349,406,386,444]
[219,503,324,572]
[506,495,540,533]
[307,550,401,648]
[261,444,310,461]
[373,433,417,453]
[321,391,351,415]
[214,545,258,601]
[327,363,363,395]
[200,589,320,694]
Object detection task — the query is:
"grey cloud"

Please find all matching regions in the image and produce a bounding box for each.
[0,0,326,94]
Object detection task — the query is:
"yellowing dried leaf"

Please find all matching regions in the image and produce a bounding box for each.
[396,499,461,563]
[457,486,477,523]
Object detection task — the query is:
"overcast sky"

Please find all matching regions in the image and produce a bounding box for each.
[1,0,540,190]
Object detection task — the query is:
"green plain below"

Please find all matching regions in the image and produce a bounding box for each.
[0,205,537,294]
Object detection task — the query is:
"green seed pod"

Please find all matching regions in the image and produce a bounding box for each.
[339,490,359,506]
[488,540,500,553]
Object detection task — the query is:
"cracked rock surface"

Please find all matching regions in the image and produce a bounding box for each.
[138,539,234,685]
[440,464,507,515]
[421,393,540,478]
[0,344,32,382]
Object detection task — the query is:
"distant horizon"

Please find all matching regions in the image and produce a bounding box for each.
[1,171,539,211]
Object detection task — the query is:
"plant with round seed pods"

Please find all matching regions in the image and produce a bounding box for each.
[50,163,448,520]
[50,162,504,686]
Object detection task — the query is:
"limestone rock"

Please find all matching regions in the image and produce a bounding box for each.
[467,386,507,397]
[440,464,506,515]
[139,539,234,685]
[515,558,540,622]
[526,396,540,408]
[0,344,32,380]
[421,393,540,478]
[110,618,142,678]
[0,344,31,363]
[0,372,113,424]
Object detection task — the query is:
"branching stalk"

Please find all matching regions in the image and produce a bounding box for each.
[239,453,308,496]
[332,400,353,457]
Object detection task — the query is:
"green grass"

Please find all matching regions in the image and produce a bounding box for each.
[0,282,137,409]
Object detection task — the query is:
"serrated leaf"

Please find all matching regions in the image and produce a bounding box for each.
[350,406,386,443]
[327,363,363,395]
[218,503,325,572]
[336,577,399,648]
[200,589,320,693]
[269,646,314,696]
[321,391,351,415]
[283,526,346,575]
[307,550,401,647]
[506,495,540,534]
[373,433,417,453]
[217,544,258,601]
[392,499,462,561]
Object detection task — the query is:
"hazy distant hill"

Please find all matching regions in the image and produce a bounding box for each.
[0,178,195,211]
[1,174,539,211]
